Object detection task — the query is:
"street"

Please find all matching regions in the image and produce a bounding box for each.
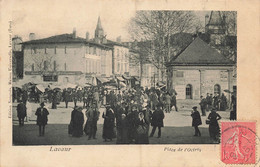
[13,100,230,145]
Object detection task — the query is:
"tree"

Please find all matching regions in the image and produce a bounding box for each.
[128,11,202,87]
[24,54,58,74]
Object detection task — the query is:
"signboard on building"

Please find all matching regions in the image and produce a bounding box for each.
[175,85,185,99]
[220,71,228,81]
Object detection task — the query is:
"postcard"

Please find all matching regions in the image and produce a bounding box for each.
[0,0,259,166]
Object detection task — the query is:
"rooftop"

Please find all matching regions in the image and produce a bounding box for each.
[169,37,234,66]
[22,33,113,49]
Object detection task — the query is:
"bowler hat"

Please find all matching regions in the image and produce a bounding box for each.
[192,106,197,110]
[211,107,217,111]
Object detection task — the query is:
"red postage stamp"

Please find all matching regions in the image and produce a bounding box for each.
[221,122,256,164]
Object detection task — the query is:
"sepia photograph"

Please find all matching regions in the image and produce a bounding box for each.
[11,10,237,145]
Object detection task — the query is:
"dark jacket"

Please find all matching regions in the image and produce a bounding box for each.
[102,108,116,139]
[191,110,202,127]
[71,110,84,137]
[200,98,207,108]
[151,109,165,127]
[17,103,27,118]
[35,107,49,125]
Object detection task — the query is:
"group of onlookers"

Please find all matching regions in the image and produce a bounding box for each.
[15,85,236,144]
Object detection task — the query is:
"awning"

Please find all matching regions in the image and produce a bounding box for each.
[36,84,46,92]
[116,76,125,82]
[63,82,77,89]
[96,77,110,83]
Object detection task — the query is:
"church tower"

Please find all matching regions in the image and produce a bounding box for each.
[94,16,104,43]
[205,11,226,47]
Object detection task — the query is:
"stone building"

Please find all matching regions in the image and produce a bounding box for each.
[167,37,235,100]
[22,29,113,85]
[12,36,24,80]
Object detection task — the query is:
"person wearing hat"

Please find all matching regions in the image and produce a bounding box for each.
[17,101,27,126]
[208,107,222,142]
[35,102,49,136]
[102,105,116,142]
[70,106,84,137]
[199,96,207,116]
[191,106,202,137]
[126,104,139,143]
[149,103,165,138]
[84,104,100,140]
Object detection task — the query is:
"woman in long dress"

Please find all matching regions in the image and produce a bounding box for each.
[71,107,84,137]
[135,112,149,144]
[102,105,116,142]
[208,108,221,142]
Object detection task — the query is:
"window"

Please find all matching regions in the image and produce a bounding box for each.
[43,75,58,82]
[64,63,67,71]
[43,61,48,70]
[214,84,221,95]
[233,86,237,93]
[53,61,57,71]
[117,62,120,72]
[176,71,184,77]
[215,38,221,45]
[186,84,192,99]
[89,47,93,54]
[54,46,57,54]
[117,49,120,59]
[93,47,96,55]
[33,48,36,54]
[31,64,34,71]
[86,46,89,54]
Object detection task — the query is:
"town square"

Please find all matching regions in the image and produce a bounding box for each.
[12,11,237,145]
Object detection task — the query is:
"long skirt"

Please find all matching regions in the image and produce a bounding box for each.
[72,124,83,137]
[209,124,220,140]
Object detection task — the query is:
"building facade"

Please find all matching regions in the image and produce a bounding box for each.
[168,37,235,100]
[22,30,113,85]
[12,36,23,80]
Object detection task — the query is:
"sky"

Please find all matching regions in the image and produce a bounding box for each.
[12,0,210,42]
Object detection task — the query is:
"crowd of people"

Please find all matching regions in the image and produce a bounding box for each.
[15,84,236,144]
[67,86,171,144]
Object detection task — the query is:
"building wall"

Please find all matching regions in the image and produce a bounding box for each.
[113,45,129,75]
[23,42,113,84]
[24,43,85,73]
[129,52,140,77]
[172,66,233,100]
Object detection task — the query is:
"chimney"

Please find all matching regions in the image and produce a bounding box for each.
[205,14,209,33]
[86,32,89,41]
[29,33,36,40]
[116,36,121,43]
[73,28,76,38]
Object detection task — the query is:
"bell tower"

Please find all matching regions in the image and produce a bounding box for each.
[205,11,226,47]
[94,16,104,43]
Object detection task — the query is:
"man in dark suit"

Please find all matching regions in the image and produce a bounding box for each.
[199,96,207,116]
[35,102,49,136]
[17,102,27,126]
[150,104,165,138]
[191,106,202,136]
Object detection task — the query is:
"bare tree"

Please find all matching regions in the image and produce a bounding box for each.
[24,54,58,74]
[128,11,202,86]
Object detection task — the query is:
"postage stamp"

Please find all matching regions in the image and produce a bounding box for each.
[221,121,256,164]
